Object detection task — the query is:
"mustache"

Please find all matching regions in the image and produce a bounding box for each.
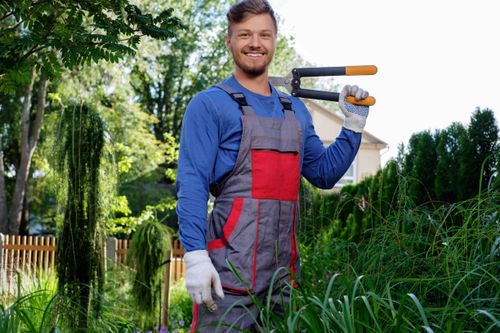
[242,47,267,53]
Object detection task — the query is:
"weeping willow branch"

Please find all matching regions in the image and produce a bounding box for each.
[55,103,104,331]
[127,219,172,320]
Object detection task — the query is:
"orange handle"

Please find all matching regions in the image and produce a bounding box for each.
[345,65,378,76]
[347,95,376,106]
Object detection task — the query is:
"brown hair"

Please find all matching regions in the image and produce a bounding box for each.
[227,0,277,35]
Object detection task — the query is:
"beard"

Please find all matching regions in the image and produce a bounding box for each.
[231,48,273,77]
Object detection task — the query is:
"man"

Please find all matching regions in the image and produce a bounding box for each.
[176,0,370,331]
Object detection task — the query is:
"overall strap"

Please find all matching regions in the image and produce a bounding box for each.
[214,83,255,115]
[275,89,296,119]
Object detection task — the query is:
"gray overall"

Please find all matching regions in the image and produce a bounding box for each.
[190,84,302,332]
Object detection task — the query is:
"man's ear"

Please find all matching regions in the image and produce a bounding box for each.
[225,34,231,50]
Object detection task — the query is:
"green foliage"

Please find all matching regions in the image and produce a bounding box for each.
[378,159,400,213]
[300,108,499,253]
[105,195,177,238]
[164,132,180,183]
[435,122,467,203]
[50,52,173,186]
[130,0,233,140]
[0,272,60,333]
[54,103,105,330]
[0,0,185,94]
[458,108,499,199]
[1,266,191,332]
[298,180,341,244]
[294,183,499,332]
[403,130,438,205]
[167,279,192,332]
[40,60,180,236]
[127,219,172,323]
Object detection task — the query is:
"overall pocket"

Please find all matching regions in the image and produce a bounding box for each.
[208,197,260,293]
[251,149,300,201]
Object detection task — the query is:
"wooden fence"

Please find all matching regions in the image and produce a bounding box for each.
[0,234,185,290]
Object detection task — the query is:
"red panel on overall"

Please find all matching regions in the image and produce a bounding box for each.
[251,150,300,201]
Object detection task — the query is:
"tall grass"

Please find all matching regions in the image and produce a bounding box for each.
[298,182,498,332]
[0,271,60,332]
[0,265,193,332]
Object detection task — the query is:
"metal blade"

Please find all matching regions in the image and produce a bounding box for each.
[268,75,293,93]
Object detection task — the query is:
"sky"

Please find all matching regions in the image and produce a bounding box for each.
[268,0,500,165]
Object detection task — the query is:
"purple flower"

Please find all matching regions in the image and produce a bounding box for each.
[179,320,185,326]
[159,325,168,333]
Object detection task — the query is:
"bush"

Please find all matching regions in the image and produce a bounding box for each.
[168,278,192,332]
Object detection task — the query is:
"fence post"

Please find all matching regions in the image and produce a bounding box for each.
[106,237,117,267]
[161,247,172,328]
[0,233,4,287]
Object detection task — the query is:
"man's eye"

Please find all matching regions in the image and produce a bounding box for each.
[239,33,249,38]
[261,34,271,39]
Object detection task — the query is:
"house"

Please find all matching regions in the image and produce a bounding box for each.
[304,99,388,187]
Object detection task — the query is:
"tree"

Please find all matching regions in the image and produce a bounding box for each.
[434,122,467,203]
[130,0,232,141]
[0,0,183,234]
[55,103,104,331]
[458,108,499,199]
[403,130,438,205]
[0,135,6,226]
[492,150,500,192]
[379,159,400,213]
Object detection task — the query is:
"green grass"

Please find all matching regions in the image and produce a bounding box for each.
[0,264,193,332]
[0,271,60,333]
[298,191,499,332]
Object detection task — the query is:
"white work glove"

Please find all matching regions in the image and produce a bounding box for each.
[339,84,370,133]
[184,250,224,310]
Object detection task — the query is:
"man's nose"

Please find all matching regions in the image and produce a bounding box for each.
[249,34,261,47]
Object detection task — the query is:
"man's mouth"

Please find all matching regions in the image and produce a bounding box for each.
[244,52,265,58]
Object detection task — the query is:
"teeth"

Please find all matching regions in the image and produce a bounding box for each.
[246,53,263,57]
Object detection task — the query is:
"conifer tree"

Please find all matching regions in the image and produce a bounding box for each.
[404,131,438,205]
[379,159,400,213]
[435,122,467,203]
[458,108,499,199]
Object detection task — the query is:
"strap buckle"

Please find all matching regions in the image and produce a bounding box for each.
[230,92,248,106]
[278,96,293,112]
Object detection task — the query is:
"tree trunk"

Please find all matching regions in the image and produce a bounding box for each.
[19,182,30,235]
[0,135,7,233]
[8,70,47,235]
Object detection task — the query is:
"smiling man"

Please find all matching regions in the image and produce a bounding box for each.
[176,0,371,331]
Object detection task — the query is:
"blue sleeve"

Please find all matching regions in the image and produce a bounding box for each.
[301,111,361,189]
[176,93,219,252]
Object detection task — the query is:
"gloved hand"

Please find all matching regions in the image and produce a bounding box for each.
[338,84,370,133]
[184,250,224,310]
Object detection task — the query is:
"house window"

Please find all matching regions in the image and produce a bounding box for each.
[336,161,356,187]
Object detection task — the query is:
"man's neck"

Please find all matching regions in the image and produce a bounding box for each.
[233,70,271,96]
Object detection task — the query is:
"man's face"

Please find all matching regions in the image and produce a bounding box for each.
[226,13,277,77]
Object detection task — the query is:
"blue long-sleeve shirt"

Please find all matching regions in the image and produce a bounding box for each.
[176,75,361,251]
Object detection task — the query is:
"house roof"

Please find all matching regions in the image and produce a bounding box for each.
[303,99,388,150]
